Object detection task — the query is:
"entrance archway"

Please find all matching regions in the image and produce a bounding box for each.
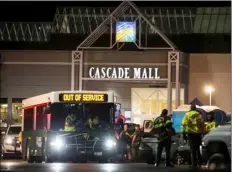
[71,1,182,113]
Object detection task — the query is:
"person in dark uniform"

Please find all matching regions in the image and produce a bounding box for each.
[120,124,132,161]
[153,109,175,167]
[181,104,205,168]
[131,124,141,162]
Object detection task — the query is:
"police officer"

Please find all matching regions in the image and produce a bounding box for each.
[205,112,216,133]
[87,117,93,129]
[181,104,205,168]
[153,109,175,167]
[64,113,77,132]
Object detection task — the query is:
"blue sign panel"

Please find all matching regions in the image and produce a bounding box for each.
[116,22,136,42]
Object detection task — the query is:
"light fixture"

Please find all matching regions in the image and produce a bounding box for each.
[205,85,215,106]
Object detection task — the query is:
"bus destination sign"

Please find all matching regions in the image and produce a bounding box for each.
[59,93,108,102]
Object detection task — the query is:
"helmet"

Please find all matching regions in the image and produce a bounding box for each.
[66,114,76,125]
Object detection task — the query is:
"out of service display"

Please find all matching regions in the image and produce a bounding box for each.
[59,93,108,102]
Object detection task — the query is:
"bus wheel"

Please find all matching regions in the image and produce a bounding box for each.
[26,147,34,163]
[45,156,54,163]
[146,156,155,165]
[99,158,108,163]
[79,160,87,163]
[35,157,43,163]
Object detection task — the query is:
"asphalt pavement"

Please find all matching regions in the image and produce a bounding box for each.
[0,159,208,172]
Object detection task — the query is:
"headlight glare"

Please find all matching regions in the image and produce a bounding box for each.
[6,138,13,144]
[50,137,64,149]
[104,139,116,149]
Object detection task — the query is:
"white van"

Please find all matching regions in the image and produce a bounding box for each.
[2,125,22,158]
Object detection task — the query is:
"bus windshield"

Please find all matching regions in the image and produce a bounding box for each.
[50,103,114,131]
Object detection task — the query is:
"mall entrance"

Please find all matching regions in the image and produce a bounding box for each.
[131,88,184,125]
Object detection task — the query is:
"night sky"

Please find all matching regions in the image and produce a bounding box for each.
[0,1,230,22]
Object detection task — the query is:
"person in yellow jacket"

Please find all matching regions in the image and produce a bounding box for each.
[18,131,22,143]
[87,117,93,129]
[181,104,205,168]
[64,113,77,132]
[205,112,216,133]
[18,131,22,152]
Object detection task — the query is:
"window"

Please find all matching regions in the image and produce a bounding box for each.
[50,103,114,131]
[0,98,8,124]
[36,106,47,130]
[12,98,24,125]
[24,108,34,131]
[131,88,185,117]
[8,126,21,134]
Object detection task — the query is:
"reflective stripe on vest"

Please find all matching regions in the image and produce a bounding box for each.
[205,121,216,132]
[64,126,76,132]
[154,117,165,128]
[181,110,204,134]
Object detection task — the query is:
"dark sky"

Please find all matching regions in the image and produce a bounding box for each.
[0,1,230,22]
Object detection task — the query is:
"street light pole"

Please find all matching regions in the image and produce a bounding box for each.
[209,91,212,106]
[205,85,214,106]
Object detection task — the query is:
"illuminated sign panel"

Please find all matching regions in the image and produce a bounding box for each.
[116,22,136,42]
[59,93,108,103]
[88,67,161,79]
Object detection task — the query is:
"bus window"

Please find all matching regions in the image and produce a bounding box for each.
[24,108,34,131]
[50,103,114,131]
[36,106,47,130]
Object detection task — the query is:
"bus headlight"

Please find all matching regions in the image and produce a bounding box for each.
[104,139,116,149]
[50,137,64,149]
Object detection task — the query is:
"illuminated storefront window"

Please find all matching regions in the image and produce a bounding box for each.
[132,88,185,117]
[12,98,24,124]
[0,98,8,123]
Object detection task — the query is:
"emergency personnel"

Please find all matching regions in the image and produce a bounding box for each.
[64,113,77,132]
[18,131,22,143]
[205,112,216,133]
[87,117,93,129]
[18,131,22,152]
[181,104,205,168]
[131,124,141,162]
[153,109,175,167]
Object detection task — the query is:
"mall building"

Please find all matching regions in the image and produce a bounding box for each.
[0,3,231,125]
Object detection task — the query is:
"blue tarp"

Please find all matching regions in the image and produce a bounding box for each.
[189,98,203,106]
[173,109,227,132]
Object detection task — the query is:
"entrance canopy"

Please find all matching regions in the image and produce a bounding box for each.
[76,1,178,51]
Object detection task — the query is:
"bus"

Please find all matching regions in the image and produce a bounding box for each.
[21,91,118,163]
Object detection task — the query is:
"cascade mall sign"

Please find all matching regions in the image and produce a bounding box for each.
[88,67,161,79]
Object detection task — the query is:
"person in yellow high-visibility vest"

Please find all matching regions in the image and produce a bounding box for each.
[153,109,175,167]
[64,113,77,132]
[181,104,205,168]
[87,117,93,129]
[205,112,216,133]
[18,131,22,143]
